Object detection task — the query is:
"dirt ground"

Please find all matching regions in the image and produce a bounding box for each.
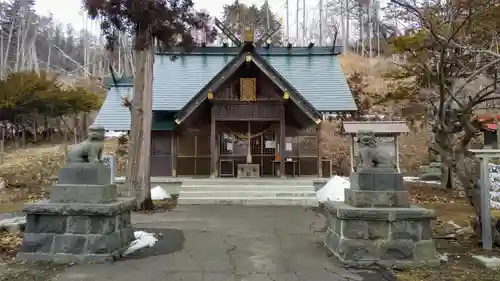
[396,183,500,281]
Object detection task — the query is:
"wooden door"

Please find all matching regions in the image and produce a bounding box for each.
[150,132,173,177]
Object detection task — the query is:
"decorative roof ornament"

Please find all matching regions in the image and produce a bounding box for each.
[214,18,242,47]
[243,27,254,43]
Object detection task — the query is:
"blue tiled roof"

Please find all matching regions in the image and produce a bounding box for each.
[93,48,356,131]
[261,55,356,112]
[152,55,234,110]
[93,86,132,131]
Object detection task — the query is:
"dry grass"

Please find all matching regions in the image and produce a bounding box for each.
[396,183,500,281]
[0,139,119,215]
[0,231,22,260]
[339,52,396,97]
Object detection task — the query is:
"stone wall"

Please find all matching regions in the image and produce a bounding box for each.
[324,205,438,267]
[17,200,135,263]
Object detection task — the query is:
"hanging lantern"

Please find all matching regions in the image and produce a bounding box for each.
[207,90,214,100]
[283,91,290,100]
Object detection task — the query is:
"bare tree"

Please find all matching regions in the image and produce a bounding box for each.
[387,0,500,243]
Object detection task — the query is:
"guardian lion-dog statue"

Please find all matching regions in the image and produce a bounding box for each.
[357,130,395,168]
[67,126,105,163]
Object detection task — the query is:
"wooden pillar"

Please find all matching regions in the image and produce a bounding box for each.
[280,108,285,178]
[172,132,177,177]
[350,137,355,172]
[210,109,217,178]
[317,124,322,177]
[394,135,400,173]
[495,116,500,149]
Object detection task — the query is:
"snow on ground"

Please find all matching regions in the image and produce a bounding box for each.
[403,176,440,185]
[123,231,159,256]
[151,186,172,200]
[316,176,350,203]
[105,131,126,138]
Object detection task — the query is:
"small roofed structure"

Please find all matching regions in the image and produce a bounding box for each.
[340,121,410,172]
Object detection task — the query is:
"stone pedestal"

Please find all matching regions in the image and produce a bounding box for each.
[419,162,442,181]
[17,163,135,264]
[325,168,439,268]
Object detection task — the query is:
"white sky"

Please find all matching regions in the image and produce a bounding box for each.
[33,0,386,43]
[34,0,292,33]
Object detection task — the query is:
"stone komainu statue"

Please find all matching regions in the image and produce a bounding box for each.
[67,126,105,163]
[357,130,395,168]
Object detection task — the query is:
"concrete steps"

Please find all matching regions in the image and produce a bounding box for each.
[178,179,319,206]
[179,185,314,191]
[180,180,316,186]
[177,197,318,206]
[180,190,316,197]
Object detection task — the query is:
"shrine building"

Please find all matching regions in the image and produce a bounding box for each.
[93,30,357,178]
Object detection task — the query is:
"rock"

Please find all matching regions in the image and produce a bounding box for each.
[445,233,457,239]
[0,216,26,233]
[443,220,463,234]
[456,226,474,236]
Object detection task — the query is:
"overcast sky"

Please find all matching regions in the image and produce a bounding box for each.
[34,0,292,33]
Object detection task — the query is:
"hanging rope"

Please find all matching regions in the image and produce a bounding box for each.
[218,123,278,141]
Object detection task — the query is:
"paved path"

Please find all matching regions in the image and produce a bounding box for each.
[54,205,395,281]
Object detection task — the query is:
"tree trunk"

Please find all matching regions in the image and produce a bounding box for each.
[442,166,454,189]
[82,113,88,138]
[44,115,49,141]
[125,32,154,210]
[137,40,154,210]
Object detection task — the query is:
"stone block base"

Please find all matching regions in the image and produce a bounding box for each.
[50,184,118,203]
[16,252,120,264]
[350,168,404,191]
[324,202,439,268]
[58,163,111,185]
[345,189,409,208]
[17,198,135,264]
[419,162,442,181]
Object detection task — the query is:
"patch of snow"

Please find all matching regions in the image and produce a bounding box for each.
[123,231,158,256]
[437,252,449,263]
[151,186,172,200]
[403,176,440,185]
[105,131,126,139]
[0,216,26,232]
[316,176,350,203]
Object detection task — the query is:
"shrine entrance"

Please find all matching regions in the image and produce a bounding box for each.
[217,120,281,178]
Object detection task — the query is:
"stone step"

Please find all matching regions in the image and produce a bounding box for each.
[180,190,316,198]
[177,196,319,206]
[179,180,316,186]
[180,185,314,191]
